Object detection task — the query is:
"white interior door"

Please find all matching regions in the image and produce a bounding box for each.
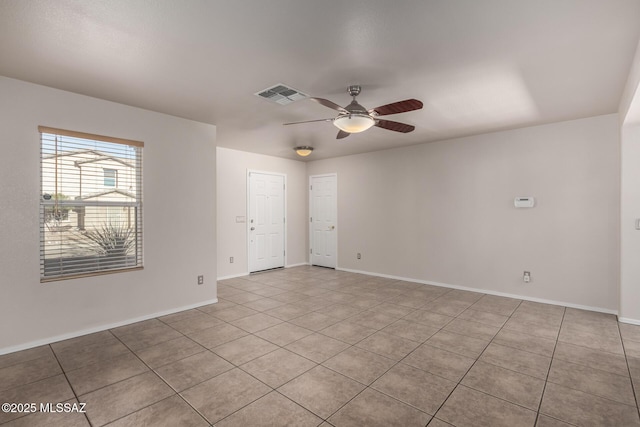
[249,172,285,272]
[310,174,337,268]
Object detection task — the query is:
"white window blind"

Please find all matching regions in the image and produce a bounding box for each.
[39,126,144,281]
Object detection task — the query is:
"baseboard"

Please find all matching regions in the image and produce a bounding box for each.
[217,272,249,280]
[286,262,310,268]
[0,298,219,356]
[336,267,619,316]
[618,317,640,325]
[217,264,310,281]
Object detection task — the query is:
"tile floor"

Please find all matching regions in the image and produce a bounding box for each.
[1,266,640,426]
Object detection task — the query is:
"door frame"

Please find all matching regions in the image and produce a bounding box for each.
[309,173,338,268]
[247,170,287,273]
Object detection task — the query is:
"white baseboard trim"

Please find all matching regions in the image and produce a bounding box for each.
[286,262,310,268]
[217,264,310,281]
[0,298,219,356]
[217,272,249,281]
[337,267,619,316]
[618,317,640,325]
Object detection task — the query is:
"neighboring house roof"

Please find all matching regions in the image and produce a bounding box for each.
[78,189,136,200]
[43,149,134,168]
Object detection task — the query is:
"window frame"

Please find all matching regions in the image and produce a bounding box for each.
[39,126,144,282]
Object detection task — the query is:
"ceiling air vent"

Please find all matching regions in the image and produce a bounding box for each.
[255,84,308,105]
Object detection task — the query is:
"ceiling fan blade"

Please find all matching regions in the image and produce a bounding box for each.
[369,99,423,116]
[375,119,415,133]
[283,118,333,126]
[310,97,348,113]
[336,130,350,139]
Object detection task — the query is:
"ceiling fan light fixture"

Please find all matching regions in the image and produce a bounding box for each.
[294,146,314,157]
[333,114,375,133]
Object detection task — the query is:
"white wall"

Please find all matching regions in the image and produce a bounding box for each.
[216,147,307,279]
[0,77,217,353]
[308,115,621,312]
[619,38,640,324]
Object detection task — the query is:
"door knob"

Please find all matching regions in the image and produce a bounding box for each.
[329,225,335,230]
[250,227,255,231]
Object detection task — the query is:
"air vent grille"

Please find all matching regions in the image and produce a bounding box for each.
[255,83,308,105]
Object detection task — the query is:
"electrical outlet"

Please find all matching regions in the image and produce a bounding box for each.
[523,271,531,283]
[230,257,234,263]
[197,275,204,285]
[357,253,361,260]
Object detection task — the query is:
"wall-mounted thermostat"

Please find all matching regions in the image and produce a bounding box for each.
[514,197,535,208]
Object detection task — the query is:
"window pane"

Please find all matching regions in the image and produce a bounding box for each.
[40,130,143,281]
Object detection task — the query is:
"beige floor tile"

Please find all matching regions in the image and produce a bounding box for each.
[53,339,131,372]
[381,319,439,342]
[65,352,148,395]
[212,335,278,365]
[264,304,312,321]
[316,303,363,320]
[469,294,521,316]
[155,350,233,391]
[558,326,624,355]
[117,324,184,351]
[254,322,314,346]
[422,299,472,317]
[372,362,456,415]
[348,311,398,330]
[320,320,378,344]
[329,388,431,427]
[215,391,322,427]
[403,344,475,382]
[247,286,289,298]
[503,318,561,340]
[106,395,208,427]
[403,310,454,328]
[547,358,636,406]
[240,348,316,387]
[270,291,309,304]
[110,319,164,338]
[535,415,574,427]
[461,361,545,410]
[480,343,551,379]
[181,368,270,424]
[0,352,61,391]
[286,333,351,363]
[625,339,640,358]
[443,318,500,340]
[230,313,283,333]
[0,375,75,424]
[289,312,340,331]
[510,310,563,328]
[80,371,174,426]
[158,308,203,324]
[278,365,365,419]
[426,330,489,359]
[165,312,224,334]
[186,322,248,349]
[620,322,640,342]
[223,291,264,304]
[372,303,415,318]
[242,297,287,311]
[456,309,509,327]
[553,341,629,376]
[210,305,258,321]
[197,300,237,314]
[436,385,537,427]
[427,419,455,427]
[134,336,205,369]
[540,382,640,427]
[493,329,556,358]
[0,345,53,370]
[355,331,420,361]
[323,346,395,385]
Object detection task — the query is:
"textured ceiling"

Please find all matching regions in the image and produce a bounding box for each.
[1,0,639,160]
